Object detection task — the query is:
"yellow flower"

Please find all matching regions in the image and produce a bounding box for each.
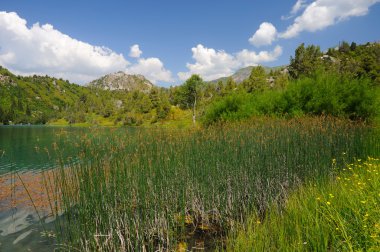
[326,201,331,205]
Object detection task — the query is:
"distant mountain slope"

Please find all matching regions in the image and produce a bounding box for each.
[0,66,95,124]
[88,71,154,92]
[0,66,167,125]
[210,65,286,84]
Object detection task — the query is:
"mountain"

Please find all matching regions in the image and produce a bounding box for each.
[88,71,154,92]
[210,65,286,84]
[0,66,170,126]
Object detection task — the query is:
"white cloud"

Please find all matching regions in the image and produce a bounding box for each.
[126,57,173,84]
[236,46,283,67]
[178,45,240,81]
[282,0,309,20]
[178,44,282,81]
[280,0,380,39]
[0,11,129,84]
[291,0,307,14]
[249,22,277,47]
[129,44,142,58]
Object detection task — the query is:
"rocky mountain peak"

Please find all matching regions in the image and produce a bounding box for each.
[88,72,154,92]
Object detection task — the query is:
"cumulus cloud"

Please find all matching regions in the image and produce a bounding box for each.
[236,46,283,67]
[178,45,240,81]
[0,11,129,84]
[178,44,282,81]
[129,44,142,58]
[280,0,380,39]
[249,22,277,47]
[126,57,173,84]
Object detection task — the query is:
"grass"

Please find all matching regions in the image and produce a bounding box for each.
[229,157,380,251]
[39,117,380,251]
[47,107,196,129]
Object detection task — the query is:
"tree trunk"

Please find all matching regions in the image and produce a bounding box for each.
[192,96,197,125]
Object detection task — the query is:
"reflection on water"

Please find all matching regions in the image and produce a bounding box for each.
[0,126,97,251]
[0,208,56,252]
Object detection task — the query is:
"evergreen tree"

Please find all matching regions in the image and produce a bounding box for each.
[244,66,267,93]
[289,43,323,79]
[225,77,237,92]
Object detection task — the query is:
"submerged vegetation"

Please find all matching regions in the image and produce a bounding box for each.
[38,118,380,251]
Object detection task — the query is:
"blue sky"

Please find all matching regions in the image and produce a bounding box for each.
[0,0,379,86]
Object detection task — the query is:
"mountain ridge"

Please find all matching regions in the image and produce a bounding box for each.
[209,65,287,84]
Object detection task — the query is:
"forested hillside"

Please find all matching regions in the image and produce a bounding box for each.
[0,67,171,126]
[0,41,379,126]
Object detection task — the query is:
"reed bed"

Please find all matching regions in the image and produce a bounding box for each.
[46,117,380,251]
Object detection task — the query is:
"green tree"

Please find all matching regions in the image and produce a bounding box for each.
[339,41,350,53]
[244,66,267,93]
[274,71,289,90]
[289,43,323,79]
[350,42,357,51]
[178,74,204,124]
[225,77,237,92]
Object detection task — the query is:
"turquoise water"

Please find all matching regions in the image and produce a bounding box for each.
[0,126,89,175]
[0,126,95,251]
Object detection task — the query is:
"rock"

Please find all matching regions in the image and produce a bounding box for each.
[87,71,154,92]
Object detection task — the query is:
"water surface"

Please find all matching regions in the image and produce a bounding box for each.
[0,126,102,251]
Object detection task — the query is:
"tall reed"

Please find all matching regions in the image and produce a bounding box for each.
[48,117,380,251]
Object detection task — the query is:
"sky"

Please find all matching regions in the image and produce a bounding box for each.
[0,0,379,86]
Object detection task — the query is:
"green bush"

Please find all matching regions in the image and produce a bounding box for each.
[281,72,379,121]
[203,71,380,125]
[202,92,255,125]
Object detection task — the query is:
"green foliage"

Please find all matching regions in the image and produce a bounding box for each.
[242,66,268,93]
[203,71,379,125]
[176,74,204,110]
[281,72,379,120]
[327,42,380,84]
[229,158,380,251]
[289,43,323,79]
[0,68,174,126]
[203,92,254,125]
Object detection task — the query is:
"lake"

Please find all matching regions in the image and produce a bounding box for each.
[0,126,105,251]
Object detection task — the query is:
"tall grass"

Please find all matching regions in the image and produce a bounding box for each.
[229,157,380,251]
[47,117,380,251]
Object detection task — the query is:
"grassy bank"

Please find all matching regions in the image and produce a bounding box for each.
[44,117,380,251]
[228,157,380,251]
